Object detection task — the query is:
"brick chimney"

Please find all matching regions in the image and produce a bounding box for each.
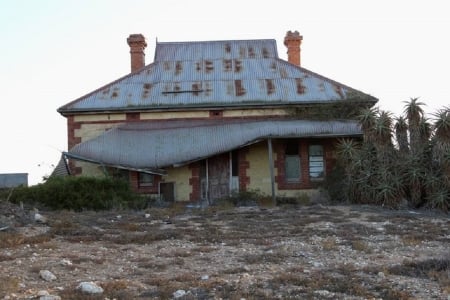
[127,34,147,72]
[284,30,303,66]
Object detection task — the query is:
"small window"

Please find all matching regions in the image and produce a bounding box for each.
[309,145,324,179]
[285,156,300,181]
[138,173,154,187]
[285,142,300,182]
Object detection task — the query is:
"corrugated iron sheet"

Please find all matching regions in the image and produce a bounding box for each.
[0,173,28,188]
[59,39,376,113]
[67,119,361,171]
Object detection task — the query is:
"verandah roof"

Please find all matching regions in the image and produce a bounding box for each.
[65,119,361,174]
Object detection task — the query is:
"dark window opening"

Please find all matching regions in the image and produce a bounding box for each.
[138,173,154,187]
[232,151,239,177]
[285,141,300,182]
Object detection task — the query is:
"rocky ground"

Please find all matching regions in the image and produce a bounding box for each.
[0,200,449,299]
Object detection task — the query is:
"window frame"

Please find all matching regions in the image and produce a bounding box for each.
[308,144,325,180]
[138,172,154,188]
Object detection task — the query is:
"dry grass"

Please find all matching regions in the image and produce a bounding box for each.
[0,204,448,299]
[0,276,20,298]
[351,239,371,253]
[0,232,52,249]
[322,236,338,251]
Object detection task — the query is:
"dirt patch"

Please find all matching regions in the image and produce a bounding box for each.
[0,202,449,299]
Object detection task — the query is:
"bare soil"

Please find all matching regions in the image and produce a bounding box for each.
[1,202,449,299]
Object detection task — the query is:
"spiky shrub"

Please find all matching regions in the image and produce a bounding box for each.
[333,100,449,210]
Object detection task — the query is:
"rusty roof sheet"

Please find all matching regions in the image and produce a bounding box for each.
[66,119,361,172]
[59,39,376,114]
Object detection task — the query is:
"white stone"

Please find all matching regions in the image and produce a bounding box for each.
[77,281,104,294]
[37,290,50,296]
[39,270,57,282]
[173,289,186,298]
[144,213,151,218]
[201,275,209,280]
[34,213,48,223]
[60,259,72,266]
[40,296,61,300]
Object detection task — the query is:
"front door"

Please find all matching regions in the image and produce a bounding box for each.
[208,153,230,201]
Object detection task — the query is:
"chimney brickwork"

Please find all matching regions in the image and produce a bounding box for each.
[127,34,147,72]
[284,31,303,67]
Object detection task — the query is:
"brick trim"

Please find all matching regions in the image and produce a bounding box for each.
[238,148,250,191]
[129,171,161,194]
[189,162,201,201]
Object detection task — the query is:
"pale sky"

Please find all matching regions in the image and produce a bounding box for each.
[1,0,449,185]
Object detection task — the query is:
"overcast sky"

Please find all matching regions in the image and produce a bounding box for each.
[1,0,449,185]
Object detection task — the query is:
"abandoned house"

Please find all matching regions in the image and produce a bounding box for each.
[57,30,377,202]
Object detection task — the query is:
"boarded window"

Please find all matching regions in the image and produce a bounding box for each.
[309,145,324,179]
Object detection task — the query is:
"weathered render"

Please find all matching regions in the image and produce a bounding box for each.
[58,31,377,202]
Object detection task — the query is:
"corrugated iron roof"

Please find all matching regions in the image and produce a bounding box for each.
[66,119,361,172]
[58,38,376,114]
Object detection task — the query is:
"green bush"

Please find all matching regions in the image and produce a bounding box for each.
[8,176,143,211]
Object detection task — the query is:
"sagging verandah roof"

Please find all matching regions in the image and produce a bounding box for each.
[65,119,362,175]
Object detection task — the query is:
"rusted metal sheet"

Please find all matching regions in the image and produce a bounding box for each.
[66,119,362,171]
[58,39,376,114]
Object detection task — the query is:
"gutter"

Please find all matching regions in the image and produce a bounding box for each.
[63,152,167,176]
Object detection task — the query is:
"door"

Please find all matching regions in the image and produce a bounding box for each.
[208,153,230,201]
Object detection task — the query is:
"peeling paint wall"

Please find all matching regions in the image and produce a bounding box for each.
[246,142,272,195]
[164,165,191,201]
[78,161,106,177]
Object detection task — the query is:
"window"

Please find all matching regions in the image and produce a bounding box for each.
[285,142,300,182]
[138,173,154,187]
[309,145,324,179]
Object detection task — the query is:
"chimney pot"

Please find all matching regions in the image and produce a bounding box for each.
[127,34,147,72]
[284,30,303,66]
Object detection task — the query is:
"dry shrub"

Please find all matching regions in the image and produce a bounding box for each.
[221,266,249,274]
[137,261,168,271]
[111,229,182,244]
[401,235,424,246]
[101,279,135,299]
[0,276,20,298]
[322,236,338,251]
[271,272,308,286]
[389,258,450,278]
[0,254,14,262]
[351,239,371,253]
[241,252,287,265]
[49,219,79,236]
[0,232,24,248]
[173,273,197,283]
